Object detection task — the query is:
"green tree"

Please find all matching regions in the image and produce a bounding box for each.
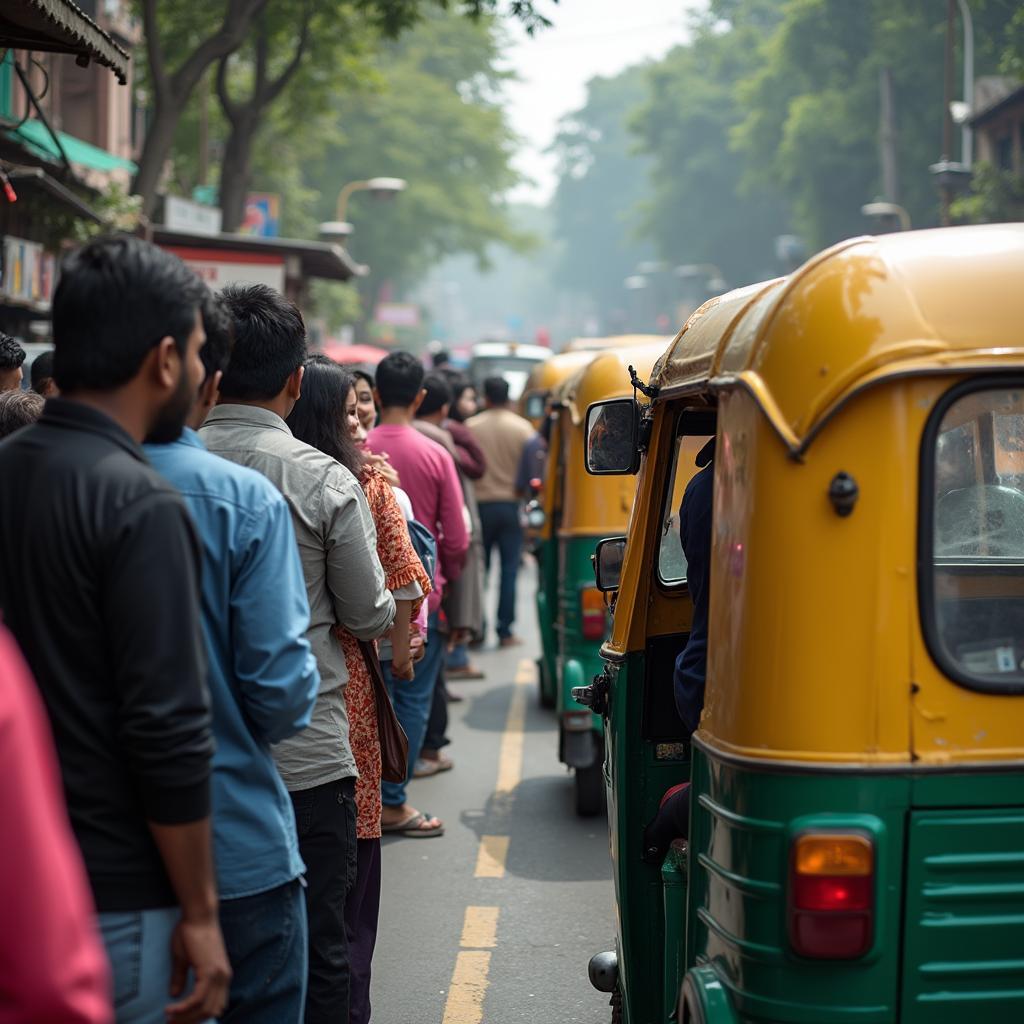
[548,65,656,333]
[631,8,790,288]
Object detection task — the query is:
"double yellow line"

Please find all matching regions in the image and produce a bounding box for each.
[441,659,533,1024]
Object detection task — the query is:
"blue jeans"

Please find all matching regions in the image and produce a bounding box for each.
[381,611,444,808]
[219,879,307,1023]
[99,906,213,1024]
[479,501,523,639]
[447,643,469,670]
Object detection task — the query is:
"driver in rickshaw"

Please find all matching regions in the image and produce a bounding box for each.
[643,438,714,862]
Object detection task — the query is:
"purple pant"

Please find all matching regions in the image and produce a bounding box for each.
[345,838,382,1024]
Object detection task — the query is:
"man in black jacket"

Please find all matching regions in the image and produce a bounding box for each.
[0,235,231,1023]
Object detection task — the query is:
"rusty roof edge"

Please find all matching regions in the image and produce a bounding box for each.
[15,0,130,82]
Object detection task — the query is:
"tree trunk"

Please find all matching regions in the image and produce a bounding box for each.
[219,114,258,232]
[133,95,183,217]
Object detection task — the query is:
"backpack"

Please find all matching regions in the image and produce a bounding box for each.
[406,518,437,588]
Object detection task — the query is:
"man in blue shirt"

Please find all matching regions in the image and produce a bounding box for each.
[146,292,320,1023]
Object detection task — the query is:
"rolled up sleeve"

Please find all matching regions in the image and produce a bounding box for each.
[103,493,212,824]
[324,475,396,640]
[232,497,319,744]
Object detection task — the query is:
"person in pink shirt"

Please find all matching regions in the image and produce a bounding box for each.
[367,351,469,837]
[0,625,112,1024]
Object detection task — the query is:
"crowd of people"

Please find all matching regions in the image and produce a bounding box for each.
[0,236,542,1023]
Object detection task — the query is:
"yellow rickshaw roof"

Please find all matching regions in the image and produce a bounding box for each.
[651,224,1024,453]
[523,349,600,395]
[557,343,667,425]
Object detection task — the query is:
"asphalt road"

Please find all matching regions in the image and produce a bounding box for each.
[370,563,616,1023]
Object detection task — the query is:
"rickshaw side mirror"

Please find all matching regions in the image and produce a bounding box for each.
[593,536,627,592]
[585,398,641,475]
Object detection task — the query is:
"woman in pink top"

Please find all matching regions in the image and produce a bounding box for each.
[0,625,112,1024]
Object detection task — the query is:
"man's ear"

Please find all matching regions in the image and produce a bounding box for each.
[288,364,304,400]
[151,336,179,391]
[201,370,222,408]
[410,388,426,415]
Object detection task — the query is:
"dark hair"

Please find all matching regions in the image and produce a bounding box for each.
[51,235,206,393]
[30,349,55,392]
[0,333,26,372]
[349,367,374,389]
[375,350,424,408]
[483,375,510,405]
[431,348,451,368]
[0,388,44,438]
[418,372,453,417]
[199,291,234,381]
[285,356,362,476]
[218,284,307,401]
[441,370,473,422]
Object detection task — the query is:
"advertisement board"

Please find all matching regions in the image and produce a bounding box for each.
[165,247,285,293]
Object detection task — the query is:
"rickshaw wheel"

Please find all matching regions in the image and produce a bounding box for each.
[575,760,604,817]
[537,658,555,709]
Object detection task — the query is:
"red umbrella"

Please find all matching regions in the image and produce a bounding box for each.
[320,342,390,366]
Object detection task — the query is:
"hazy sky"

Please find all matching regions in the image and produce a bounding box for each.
[502,0,701,203]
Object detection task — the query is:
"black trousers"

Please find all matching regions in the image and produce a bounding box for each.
[345,838,382,1024]
[290,777,358,1024]
[423,661,450,752]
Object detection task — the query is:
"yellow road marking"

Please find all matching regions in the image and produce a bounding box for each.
[475,834,510,878]
[461,906,499,949]
[495,658,532,795]
[441,951,491,1024]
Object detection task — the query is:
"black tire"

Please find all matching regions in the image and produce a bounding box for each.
[538,658,555,709]
[575,759,604,817]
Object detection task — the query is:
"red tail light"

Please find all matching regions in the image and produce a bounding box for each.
[580,587,606,640]
[789,833,874,959]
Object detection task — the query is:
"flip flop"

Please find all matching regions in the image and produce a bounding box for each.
[381,811,444,838]
[414,753,454,777]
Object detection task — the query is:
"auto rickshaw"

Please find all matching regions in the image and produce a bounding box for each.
[575,224,1024,1022]
[538,344,664,815]
[521,349,599,428]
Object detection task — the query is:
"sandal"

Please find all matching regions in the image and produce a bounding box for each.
[381,811,444,838]
[415,752,454,777]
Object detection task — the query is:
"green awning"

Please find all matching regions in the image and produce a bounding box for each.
[11,118,136,173]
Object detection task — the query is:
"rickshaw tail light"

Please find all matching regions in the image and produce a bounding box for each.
[789,832,874,959]
[580,588,606,640]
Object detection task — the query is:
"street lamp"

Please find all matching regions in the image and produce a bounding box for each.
[861,200,912,232]
[319,177,407,242]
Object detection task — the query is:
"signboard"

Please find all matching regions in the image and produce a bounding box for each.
[165,247,285,293]
[165,195,223,237]
[375,302,421,327]
[240,193,280,237]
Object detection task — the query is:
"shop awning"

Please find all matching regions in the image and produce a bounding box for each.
[10,118,137,174]
[5,165,103,222]
[0,0,130,83]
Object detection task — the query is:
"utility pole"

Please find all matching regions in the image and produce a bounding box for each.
[879,67,899,203]
[940,0,956,226]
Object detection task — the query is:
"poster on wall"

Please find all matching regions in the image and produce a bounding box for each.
[239,193,281,238]
[1,236,56,308]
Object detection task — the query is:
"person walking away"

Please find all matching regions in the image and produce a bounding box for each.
[288,357,432,1022]
[200,284,395,1024]
[0,235,230,1023]
[0,626,113,1023]
[145,292,320,1022]
[0,387,43,439]
[467,376,535,646]
[0,332,26,391]
[366,352,469,836]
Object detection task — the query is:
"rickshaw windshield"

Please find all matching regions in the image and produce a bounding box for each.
[658,432,715,586]
[926,383,1024,691]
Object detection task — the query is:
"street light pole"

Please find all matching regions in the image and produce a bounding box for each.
[319,177,407,243]
[956,0,974,169]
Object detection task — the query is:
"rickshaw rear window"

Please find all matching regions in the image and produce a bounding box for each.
[924,383,1024,692]
[658,432,714,586]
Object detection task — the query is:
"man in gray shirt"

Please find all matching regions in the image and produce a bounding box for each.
[200,284,395,1024]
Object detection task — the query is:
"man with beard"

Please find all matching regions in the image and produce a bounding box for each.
[0,235,231,1023]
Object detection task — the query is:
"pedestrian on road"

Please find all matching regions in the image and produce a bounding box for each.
[467,375,536,647]
[366,352,469,837]
[0,235,230,1023]
[0,332,26,391]
[0,626,113,1023]
[201,284,396,1024]
[288,355,432,1023]
[145,291,320,1023]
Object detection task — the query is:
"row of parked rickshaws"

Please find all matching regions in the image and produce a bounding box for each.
[523,224,1024,1024]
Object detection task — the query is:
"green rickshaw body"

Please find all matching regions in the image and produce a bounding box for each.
[578,227,1024,1024]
